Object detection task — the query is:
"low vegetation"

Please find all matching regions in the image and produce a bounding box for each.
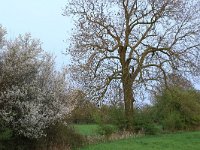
[80,131,200,150]
[73,124,99,136]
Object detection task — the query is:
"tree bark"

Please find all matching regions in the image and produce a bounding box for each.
[119,46,134,130]
[122,72,134,130]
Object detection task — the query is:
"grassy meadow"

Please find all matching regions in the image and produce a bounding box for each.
[75,124,200,150]
[73,124,99,136]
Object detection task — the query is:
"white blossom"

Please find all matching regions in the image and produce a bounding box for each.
[0,28,76,138]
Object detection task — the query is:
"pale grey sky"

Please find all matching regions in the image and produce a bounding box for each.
[0,0,72,69]
[0,0,199,89]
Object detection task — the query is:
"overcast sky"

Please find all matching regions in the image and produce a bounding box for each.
[0,0,72,69]
[0,0,199,90]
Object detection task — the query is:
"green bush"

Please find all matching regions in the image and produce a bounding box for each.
[97,125,117,137]
[143,124,162,135]
[93,105,129,132]
[153,87,200,131]
[109,107,127,130]
[133,108,162,135]
[162,112,185,131]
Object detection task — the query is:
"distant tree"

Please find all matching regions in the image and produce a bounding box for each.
[167,73,193,90]
[64,0,200,129]
[0,26,75,138]
[70,90,97,124]
[152,73,194,98]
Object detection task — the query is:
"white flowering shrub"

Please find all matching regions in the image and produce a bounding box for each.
[0,26,75,139]
[0,83,72,138]
[0,26,6,49]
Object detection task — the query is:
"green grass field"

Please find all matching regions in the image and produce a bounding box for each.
[80,131,200,150]
[73,124,99,136]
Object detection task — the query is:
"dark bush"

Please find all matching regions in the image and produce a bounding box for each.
[0,134,37,150]
[39,122,86,150]
[133,106,162,135]
[0,128,12,141]
[0,121,35,150]
[0,127,13,150]
[0,122,85,150]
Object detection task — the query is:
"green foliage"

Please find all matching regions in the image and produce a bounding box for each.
[92,104,160,135]
[143,124,162,135]
[109,107,127,130]
[162,112,184,131]
[93,105,114,124]
[97,124,117,137]
[153,87,200,131]
[133,106,162,135]
[91,105,120,137]
[93,105,127,131]
[70,103,97,124]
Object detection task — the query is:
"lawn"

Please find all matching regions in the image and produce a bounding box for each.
[80,131,200,150]
[73,124,99,136]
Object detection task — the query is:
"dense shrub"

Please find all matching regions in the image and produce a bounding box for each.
[93,105,127,130]
[109,107,127,130]
[143,124,162,135]
[0,123,85,150]
[37,123,85,150]
[97,124,117,137]
[162,112,184,131]
[93,105,114,124]
[0,129,37,150]
[153,87,200,131]
[133,106,162,135]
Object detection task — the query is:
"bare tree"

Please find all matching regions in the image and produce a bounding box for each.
[64,0,200,129]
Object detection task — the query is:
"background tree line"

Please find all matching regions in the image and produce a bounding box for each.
[70,73,200,134]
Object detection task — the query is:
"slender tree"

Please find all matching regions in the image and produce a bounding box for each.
[64,0,200,129]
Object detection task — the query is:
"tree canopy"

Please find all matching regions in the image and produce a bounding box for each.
[65,0,200,128]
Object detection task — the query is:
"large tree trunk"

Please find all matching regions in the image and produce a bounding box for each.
[122,70,134,130]
[119,46,134,130]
